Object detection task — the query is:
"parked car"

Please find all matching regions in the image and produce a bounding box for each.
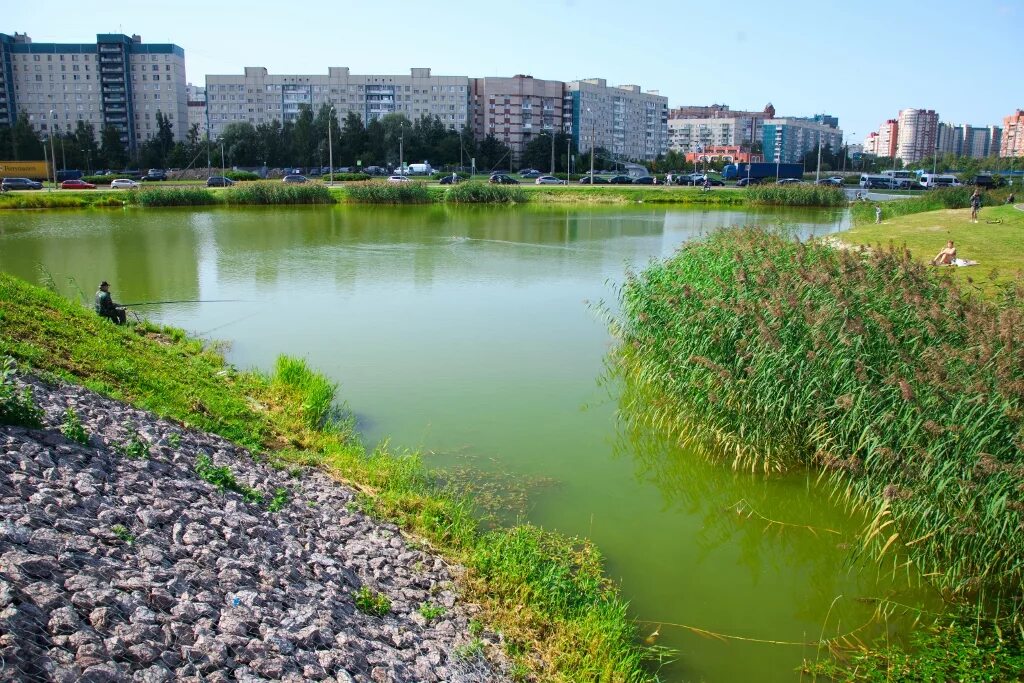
[608,175,635,185]
[282,174,308,184]
[142,169,167,181]
[776,178,802,185]
[535,175,564,185]
[109,178,141,190]
[519,169,542,179]
[735,177,761,187]
[439,174,461,185]
[814,176,843,186]
[206,176,235,187]
[1,177,44,191]
[387,175,410,183]
[866,177,899,190]
[578,175,608,184]
[489,174,519,185]
[60,179,96,190]
[632,176,655,185]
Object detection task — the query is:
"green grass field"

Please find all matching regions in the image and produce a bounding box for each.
[838,204,1024,292]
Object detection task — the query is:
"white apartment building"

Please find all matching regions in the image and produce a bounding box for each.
[186,83,208,140]
[566,79,668,162]
[0,32,188,154]
[762,117,843,164]
[668,116,762,153]
[896,108,938,164]
[204,67,470,139]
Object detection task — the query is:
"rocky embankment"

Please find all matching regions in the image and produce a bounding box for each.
[0,374,508,682]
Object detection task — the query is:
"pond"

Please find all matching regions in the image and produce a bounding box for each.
[0,204,934,681]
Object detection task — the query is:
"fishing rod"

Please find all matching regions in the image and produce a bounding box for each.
[120,299,248,307]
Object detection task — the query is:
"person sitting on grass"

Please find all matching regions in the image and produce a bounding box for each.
[931,240,957,266]
[95,280,127,325]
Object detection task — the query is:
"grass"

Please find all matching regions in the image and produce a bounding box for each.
[445,181,528,204]
[342,181,432,204]
[744,184,847,206]
[224,181,334,205]
[841,204,1024,292]
[0,273,658,681]
[0,191,128,210]
[353,586,392,616]
[851,186,1019,224]
[0,357,43,427]
[136,187,219,207]
[613,225,1024,678]
[195,453,263,503]
[60,407,89,444]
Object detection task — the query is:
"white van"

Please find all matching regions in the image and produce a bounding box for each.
[919,173,960,189]
[860,174,894,189]
[407,163,433,176]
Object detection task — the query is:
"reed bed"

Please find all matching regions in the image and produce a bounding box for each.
[342,181,432,204]
[224,182,334,205]
[614,227,1024,605]
[0,193,126,209]
[744,184,846,206]
[444,181,528,204]
[135,187,219,207]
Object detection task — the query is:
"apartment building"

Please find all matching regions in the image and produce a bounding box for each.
[471,75,564,164]
[762,117,843,164]
[667,103,775,154]
[865,119,898,158]
[896,108,938,164]
[205,67,470,139]
[186,83,207,140]
[0,32,187,154]
[1001,109,1024,157]
[565,78,668,162]
[684,146,761,164]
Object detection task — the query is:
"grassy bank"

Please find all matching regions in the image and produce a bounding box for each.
[851,186,1019,224]
[841,204,1024,292]
[613,227,1024,676]
[0,273,658,682]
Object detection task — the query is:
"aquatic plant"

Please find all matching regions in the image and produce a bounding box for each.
[343,181,432,204]
[224,182,333,205]
[615,227,1024,605]
[136,187,218,207]
[744,183,846,206]
[445,182,528,204]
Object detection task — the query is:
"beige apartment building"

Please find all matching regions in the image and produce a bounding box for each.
[0,32,188,154]
[204,67,470,139]
[896,108,938,164]
[471,75,564,165]
[186,83,207,140]
[667,103,775,153]
[567,78,668,163]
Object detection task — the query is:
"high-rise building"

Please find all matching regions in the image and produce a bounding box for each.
[667,103,774,153]
[762,117,843,164]
[874,119,899,158]
[896,108,938,164]
[186,83,207,140]
[205,67,470,140]
[565,78,668,163]
[470,75,564,165]
[1001,109,1024,157]
[0,32,187,154]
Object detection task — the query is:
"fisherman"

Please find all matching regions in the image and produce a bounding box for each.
[95,281,127,325]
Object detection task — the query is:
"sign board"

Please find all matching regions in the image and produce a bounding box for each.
[0,160,49,179]
[357,160,361,167]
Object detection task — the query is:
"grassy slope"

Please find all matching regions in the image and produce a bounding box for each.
[0,273,657,682]
[840,204,1024,292]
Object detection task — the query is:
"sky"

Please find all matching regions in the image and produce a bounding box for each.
[6,0,1022,143]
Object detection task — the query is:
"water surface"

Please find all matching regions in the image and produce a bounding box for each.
[0,204,934,681]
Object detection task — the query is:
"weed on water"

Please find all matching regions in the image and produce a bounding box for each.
[354,586,391,616]
[60,407,89,445]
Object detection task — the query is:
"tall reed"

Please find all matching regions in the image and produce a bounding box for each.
[614,227,1024,604]
[343,181,432,204]
[744,184,846,206]
[445,181,528,204]
[224,182,334,205]
[136,187,219,207]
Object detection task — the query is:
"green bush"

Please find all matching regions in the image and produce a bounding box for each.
[323,172,371,182]
[136,187,219,207]
[0,357,44,428]
[60,407,89,445]
[225,170,260,181]
[82,175,113,185]
[343,181,432,204]
[445,181,528,204]
[224,182,334,205]
[744,183,846,206]
[430,171,471,180]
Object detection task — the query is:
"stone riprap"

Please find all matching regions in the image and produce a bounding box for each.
[0,374,508,682]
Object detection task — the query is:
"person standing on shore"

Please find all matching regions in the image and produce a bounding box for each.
[970,189,982,222]
[875,205,882,224]
[95,281,127,325]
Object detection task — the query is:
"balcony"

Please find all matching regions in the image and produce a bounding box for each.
[98,45,122,53]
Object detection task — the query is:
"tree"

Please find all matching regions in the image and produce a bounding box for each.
[99,125,127,169]
[477,135,512,172]
[291,105,316,167]
[338,111,367,167]
[10,114,44,161]
[314,104,343,171]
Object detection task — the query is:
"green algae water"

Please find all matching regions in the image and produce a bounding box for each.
[0,204,935,681]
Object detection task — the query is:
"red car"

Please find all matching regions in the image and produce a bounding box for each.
[60,179,96,190]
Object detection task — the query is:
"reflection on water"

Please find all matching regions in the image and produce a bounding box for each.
[0,202,929,682]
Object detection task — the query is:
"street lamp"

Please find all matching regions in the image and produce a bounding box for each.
[81,148,92,174]
[48,110,57,188]
[540,130,555,175]
[587,107,595,180]
[327,105,335,186]
[219,138,225,175]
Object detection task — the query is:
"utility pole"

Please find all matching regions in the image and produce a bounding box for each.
[327,105,335,186]
[48,110,57,187]
[588,107,595,179]
[549,131,555,175]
